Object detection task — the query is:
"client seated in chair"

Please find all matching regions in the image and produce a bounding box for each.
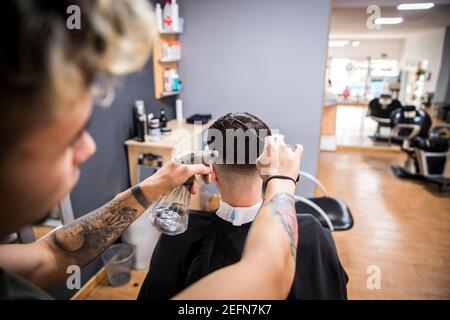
[138,112,348,300]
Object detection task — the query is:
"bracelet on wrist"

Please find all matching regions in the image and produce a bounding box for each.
[263,174,299,192]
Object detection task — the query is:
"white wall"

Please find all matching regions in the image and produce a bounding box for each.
[401,28,446,93]
[328,39,404,60]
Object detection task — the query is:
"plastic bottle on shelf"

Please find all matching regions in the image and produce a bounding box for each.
[134,100,145,118]
[163,0,172,32]
[159,108,168,128]
[146,113,153,135]
[134,100,145,140]
[155,3,163,32]
[149,118,161,138]
[171,69,180,92]
[164,68,172,93]
[162,42,170,61]
[148,113,161,141]
[136,114,146,142]
[171,0,179,32]
[169,40,181,60]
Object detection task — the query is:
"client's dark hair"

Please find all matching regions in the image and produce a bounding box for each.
[206,112,271,172]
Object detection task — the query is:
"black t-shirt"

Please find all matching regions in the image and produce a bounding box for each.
[138,211,348,300]
[0,268,52,300]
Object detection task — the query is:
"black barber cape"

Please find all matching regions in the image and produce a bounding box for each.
[138,211,348,300]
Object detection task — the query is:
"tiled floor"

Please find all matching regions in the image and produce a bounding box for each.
[318,149,450,299]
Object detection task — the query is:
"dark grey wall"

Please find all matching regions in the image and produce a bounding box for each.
[48,48,176,300]
[71,62,175,218]
[435,26,450,104]
[178,0,330,196]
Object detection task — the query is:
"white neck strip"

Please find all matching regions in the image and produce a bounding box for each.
[215,200,263,226]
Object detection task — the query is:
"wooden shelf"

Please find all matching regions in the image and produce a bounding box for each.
[159,30,183,35]
[153,33,181,99]
[160,58,181,63]
[71,267,148,300]
[162,90,180,97]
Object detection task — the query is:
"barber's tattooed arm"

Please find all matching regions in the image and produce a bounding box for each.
[45,186,149,267]
[0,160,212,289]
[265,192,298,258]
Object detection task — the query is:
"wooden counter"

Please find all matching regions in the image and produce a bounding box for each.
[321,100,369,135]
[74,119,216,300]
[71,267,149,300]
[320,101,369,151]
[125,119,214,186]
[125,119,214,210]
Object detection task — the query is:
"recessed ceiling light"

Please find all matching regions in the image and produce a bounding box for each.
[374,17,404,25]
[352,41,360,47]
[328,40,350,47]
[397,3,434,10]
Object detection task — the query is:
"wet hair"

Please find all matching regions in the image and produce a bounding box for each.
[207,112,271,174]
[0,0,156,163]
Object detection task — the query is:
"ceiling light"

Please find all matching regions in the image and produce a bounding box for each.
[329,40,350,47]
[397,3,434,10]
[352,41,360,47]
[374,17,404,25]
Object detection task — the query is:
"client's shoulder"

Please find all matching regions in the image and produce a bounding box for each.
[296,213,335,249]
[188,209,217,224]
[159,209,216,243]
[297,213,324,229]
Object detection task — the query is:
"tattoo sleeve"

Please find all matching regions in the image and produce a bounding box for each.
[264,192,298,258]
[48,186,148,266]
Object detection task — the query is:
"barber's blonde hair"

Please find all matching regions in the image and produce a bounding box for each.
[0,0,156,160]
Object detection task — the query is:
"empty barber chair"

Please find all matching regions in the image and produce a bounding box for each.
[368,95,402,142]
[295,171,353,231]
[390,105,450,190]
[436,103,450,123]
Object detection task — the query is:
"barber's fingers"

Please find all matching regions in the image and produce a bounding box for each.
[264,135,274,158]
[261,135,279,158]
[190,181,199,194]
[203,164,213,184]
[185,163,212,176]
[294,144,304,157]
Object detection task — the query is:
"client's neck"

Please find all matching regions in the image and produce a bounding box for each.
[219,179,263,207]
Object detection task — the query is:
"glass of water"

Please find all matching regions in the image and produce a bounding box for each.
[101,243,135,287]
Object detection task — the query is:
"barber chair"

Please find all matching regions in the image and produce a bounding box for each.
[367,95,402,142]
[436,103,450,123]
[390,105,450,190]
[295,171,354,231]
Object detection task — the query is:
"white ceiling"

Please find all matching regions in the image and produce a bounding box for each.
[332,0,450,7]
[330,0,450,39]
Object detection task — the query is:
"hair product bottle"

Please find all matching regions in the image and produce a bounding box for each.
[171,0,179,32]
[163,0,172,32]
[159,108,168,128]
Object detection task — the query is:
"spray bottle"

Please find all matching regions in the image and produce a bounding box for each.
[149,150,219,235]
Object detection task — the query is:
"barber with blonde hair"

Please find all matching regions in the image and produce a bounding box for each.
[0,0,303,300]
